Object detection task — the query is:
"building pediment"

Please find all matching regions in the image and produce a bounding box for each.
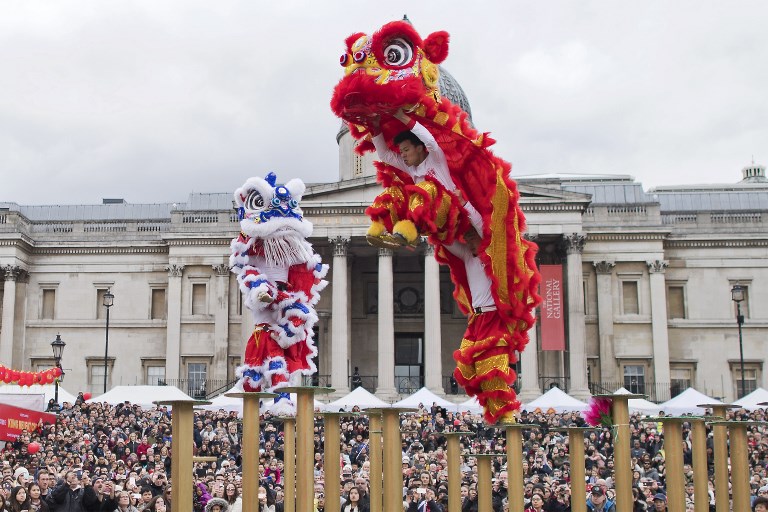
[304,177,593,212]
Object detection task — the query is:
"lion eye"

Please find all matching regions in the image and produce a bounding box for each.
[245,191,264,211]
[383,38,413,67]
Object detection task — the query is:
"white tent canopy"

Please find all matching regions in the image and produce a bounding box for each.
[393,387,456,410]
[325,386,390,411]
[613,387,661,415]
[522,386,588,413]
[733,387,768,411]
[659,387,723,415]
[198,386,244,415]
[454,396,483,414]
[87,385,193,408]
[0,383,77,410]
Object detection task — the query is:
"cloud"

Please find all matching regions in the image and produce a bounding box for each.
[1,1,767,205]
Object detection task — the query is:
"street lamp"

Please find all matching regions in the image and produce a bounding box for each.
[103,289,114,393]
[731,284,746,398]
[50,334,65,409]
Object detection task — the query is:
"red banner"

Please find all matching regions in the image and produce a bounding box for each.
[540,265,566,351]
[0,403,56,442]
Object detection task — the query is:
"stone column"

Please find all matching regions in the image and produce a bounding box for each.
[423,243,443,394]
[647,260,671,396]
[0,265,22,366]
[212,264,230,381]
[376,248,397,398]
[564,234,590,400]
[594,261,617,384]
[518,322,541,402]
[165,264,184,380]
[330,237,350,394]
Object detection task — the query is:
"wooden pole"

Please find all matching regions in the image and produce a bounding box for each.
[611,395,633,512]
[445,432,473,512]
[225,392,274,512]
[700,403,733,512]
[689,419,709,512]
[157,399,209,512]
[504,424,530,512]
[648,419,685,511]
[382,409,401,512]
[376,408,415,512]
[551,427,591,512]
[282,417,296,512]
[476,454,495,512]
[280,386,333,511]
[368,412,383,512]
[321,412,348,512]
[719,422,751,512]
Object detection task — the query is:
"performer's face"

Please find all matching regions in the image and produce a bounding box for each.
[398,140,427,167]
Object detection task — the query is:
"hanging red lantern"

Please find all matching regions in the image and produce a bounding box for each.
[83,392,92,401]
[45,372,55,384]
[53,367,63,377]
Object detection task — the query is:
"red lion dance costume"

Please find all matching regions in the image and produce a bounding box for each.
[230,172,328,414]
[331,21,541,423]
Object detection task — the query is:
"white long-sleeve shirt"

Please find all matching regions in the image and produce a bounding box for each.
[373,121,483,234]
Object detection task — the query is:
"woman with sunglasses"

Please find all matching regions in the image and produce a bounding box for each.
[224,484,241,512]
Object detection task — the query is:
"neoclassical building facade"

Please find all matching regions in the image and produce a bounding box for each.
[1,75,767,403]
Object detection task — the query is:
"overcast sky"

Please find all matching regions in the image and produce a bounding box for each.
[2,1,766,205]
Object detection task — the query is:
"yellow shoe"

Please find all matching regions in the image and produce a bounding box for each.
[366,221,386,238]
[497,411,517,425]
[392,219,419,246]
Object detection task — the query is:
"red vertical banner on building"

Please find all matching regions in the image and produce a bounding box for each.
[539,265,566,351]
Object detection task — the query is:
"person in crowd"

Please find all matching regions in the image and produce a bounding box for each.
[586,486,615,512]
[204,497,229,512]
[8,486,30,512]
[651,493,667,512]
[45,471,100,512]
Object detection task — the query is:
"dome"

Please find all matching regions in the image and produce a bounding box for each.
[336,65,474,142]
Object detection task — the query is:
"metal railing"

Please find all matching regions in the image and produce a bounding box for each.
[539,376,570,393]
[588,381,674,403]
[160,379,231,400]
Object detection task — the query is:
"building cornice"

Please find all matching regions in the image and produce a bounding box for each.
[585,232,668,242]
[32,246,169,255]
[164,238,232,246]
[520,203,587,213]
[664,238,768,249]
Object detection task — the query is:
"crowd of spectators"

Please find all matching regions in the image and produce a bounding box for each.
[1,391,768,512]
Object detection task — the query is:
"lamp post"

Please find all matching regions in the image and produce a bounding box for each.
[103,289,114,393]
[50,334,65,408]
[731,284,746,398]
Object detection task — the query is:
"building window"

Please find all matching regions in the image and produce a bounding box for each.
[621,281,639,315]
[623,364,646,394]
[191,283,207,315]
[91,365,106,390]
[187,362,208,399]
[151,288,167,320]
[41,289,56,320]
[395,333,423,394]
[86,358,114,393]
[666,285,686,319]
[353,154,364,177]
[670,366,692,397]
[733,366,759,399]
[146,366,165,386]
